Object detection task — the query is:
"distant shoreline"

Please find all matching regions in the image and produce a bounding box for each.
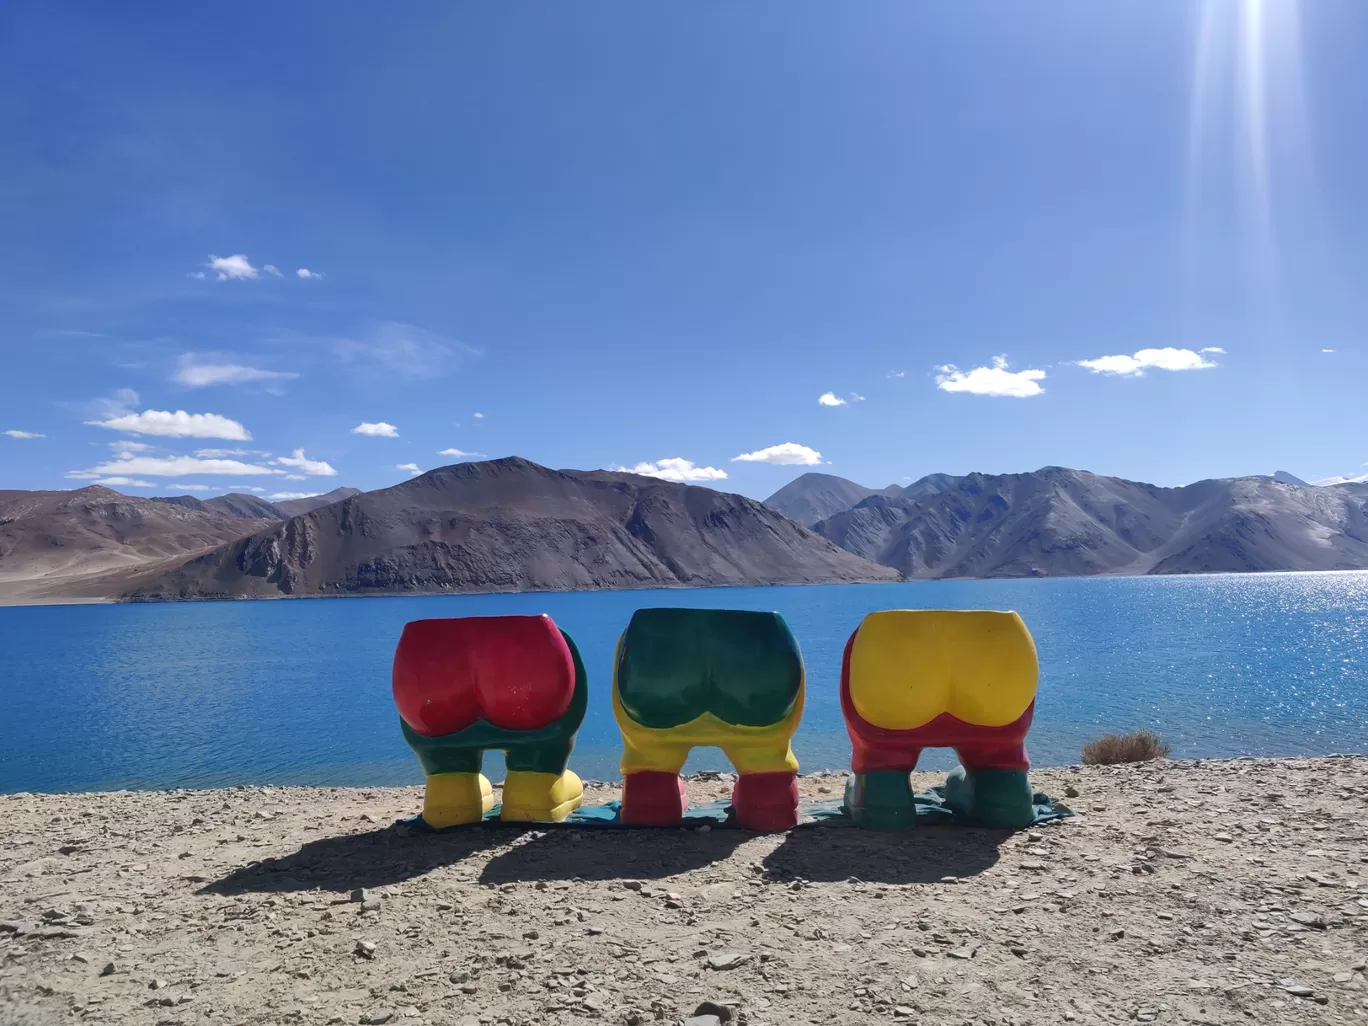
[3,565,1368,610]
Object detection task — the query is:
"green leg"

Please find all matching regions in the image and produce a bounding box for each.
[505,739,574,775]
[944,766,1036,829]
[844,770,918,830]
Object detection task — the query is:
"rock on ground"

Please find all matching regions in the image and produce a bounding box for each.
[3,758,1368,1025]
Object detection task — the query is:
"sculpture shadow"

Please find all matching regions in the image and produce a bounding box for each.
[761,823,1007,884]
[201,824,511,896]
[478,826,749,884]
[200,820,751,896]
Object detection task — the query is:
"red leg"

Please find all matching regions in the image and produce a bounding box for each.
[732,772,799,831]
[955,740,1029,773]
[852,743,923,776]
[621,771,688,826]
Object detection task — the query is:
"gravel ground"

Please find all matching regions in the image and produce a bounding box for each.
[3,757,1368,1026]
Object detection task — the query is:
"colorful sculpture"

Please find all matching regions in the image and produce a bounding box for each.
[612,607,805,831]
[840,609,1039,829]
[392,614,587,827]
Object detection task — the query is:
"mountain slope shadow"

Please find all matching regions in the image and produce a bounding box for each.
[762,824,1007,884]
[479,828,749,884]
[200,826,511,896]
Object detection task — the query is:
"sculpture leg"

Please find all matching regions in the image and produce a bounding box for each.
[844,747,922,830]
[723,740,800,831]
[419,748,493,828]
[620,736,690,826]
[947,742,1035,829]
[501,740,583,823]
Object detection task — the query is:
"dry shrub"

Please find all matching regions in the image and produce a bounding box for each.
[1081,729,1171,766]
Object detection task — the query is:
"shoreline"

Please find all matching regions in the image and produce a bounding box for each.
[4,756,1368,1025]
[2,565,1366,609]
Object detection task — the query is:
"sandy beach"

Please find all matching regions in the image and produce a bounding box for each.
[3,757,1367,1026]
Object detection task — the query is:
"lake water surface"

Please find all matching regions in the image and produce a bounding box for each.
[2,572,1366,793]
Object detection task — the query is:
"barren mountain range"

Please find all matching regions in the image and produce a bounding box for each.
[1,460,1365,605]
[780,468,1368,577]
[0,460,895,604]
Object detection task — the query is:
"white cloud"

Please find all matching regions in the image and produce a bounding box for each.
[731,443,823,466]
[188,271,207,280]
[296,268,324,280]
[275,448,337,476]
[194,447,271,458]
[612,458,728,483]
[4,429,44,439]
[936,356,1046,397]
[268,491,319,501]
[818,392,846,407]
[87,409,252,440]
[1322,348,1337,354]
[207,254,260,281]
[111,440,154,452]
[169,484,212,492]
[352,421,399,438]
[1200,346,1226,354]
[330,322,475,380]
[397,463,423,475]
[69,454,284,478]
[1314,473,1368,486]
[283,474,307,481]
[1075,347,1219,376]
[473,412,485,419]
[264,264,283,277]
[887,371,906,379]
[93,477,156,488]
[80,388,141,422]
[173,354,299,388]
[438,448,485,458]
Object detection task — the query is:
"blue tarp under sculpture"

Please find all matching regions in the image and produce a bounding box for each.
[401,788,1072,832]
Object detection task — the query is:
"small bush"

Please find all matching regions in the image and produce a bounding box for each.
[1081,729,1171,766]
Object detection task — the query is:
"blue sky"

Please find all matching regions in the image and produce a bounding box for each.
[3,2,1366,500]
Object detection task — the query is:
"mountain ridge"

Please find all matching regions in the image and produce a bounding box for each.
[119,457,899,601]
[812,467,1368,578]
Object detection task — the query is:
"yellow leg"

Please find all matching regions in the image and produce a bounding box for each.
[422,772,493,828]
[500,770,584,822]
[722,740,799,775]
[619,733,692,776]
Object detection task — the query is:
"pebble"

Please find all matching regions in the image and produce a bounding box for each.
[350,888,370,903]
[1284,985,1315,998]
[684,1017,721,1026]
[706,952,750,971]
[355,939,377,959]
[99,962,117,977]
[1214,833,1233,843]
[359,1009,394,1024]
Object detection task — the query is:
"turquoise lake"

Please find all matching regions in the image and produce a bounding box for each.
[2,571,1366,794]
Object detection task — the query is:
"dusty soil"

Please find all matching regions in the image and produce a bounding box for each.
[3,758,1368,1026]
